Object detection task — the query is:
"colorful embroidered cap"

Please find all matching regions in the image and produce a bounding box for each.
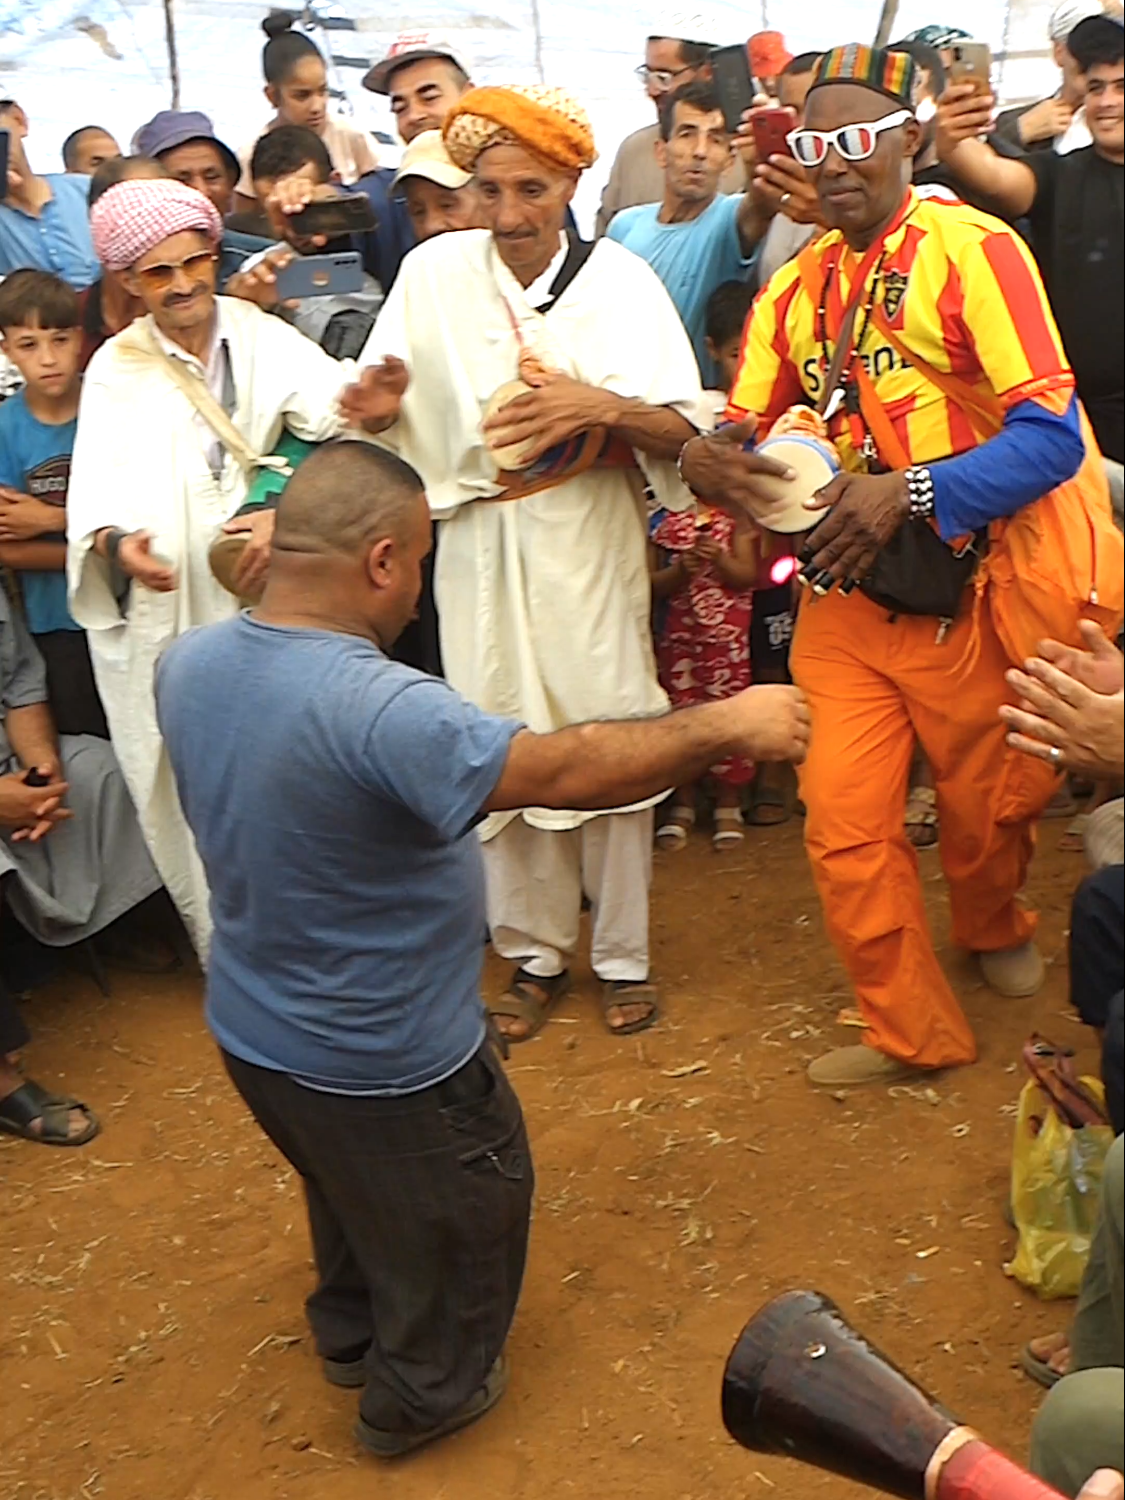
[808,43,917,108]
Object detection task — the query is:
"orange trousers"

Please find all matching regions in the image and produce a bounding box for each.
[791,586,1059,1068]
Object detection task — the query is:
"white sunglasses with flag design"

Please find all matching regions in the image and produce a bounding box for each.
[786,108,913,167]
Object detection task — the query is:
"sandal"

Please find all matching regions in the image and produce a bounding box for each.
[601,979,660,1036]
[1020,1333,1070,1390]
[713,807,745,849]
[746,782,789,827]
[656,805,694,851]
[904,786,939,848]
[0,1079,100,1147]
[488,968,570,1044]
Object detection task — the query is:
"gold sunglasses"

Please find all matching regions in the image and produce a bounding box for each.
[135,250,218,293]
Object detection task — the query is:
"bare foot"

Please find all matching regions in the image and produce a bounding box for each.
[1028,1331,1071,1378]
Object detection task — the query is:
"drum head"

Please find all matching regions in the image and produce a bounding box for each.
[748,436,839,534]
[482,379,538,470]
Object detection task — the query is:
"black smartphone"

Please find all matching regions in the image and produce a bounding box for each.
[23,767,51,787]
[290,194,377,238]
[0,129,9,202]
[709,43,756,133]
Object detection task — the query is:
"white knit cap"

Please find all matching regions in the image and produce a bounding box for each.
[1048,0,1105,42]
[647,7,732,47]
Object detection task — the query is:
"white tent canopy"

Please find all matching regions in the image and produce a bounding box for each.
[1,1,1061,230]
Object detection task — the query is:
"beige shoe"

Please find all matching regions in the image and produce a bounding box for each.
[807,1044,928,1089]
[978,941,1045,998]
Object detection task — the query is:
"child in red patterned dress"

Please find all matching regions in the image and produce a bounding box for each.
[650,504,761,849]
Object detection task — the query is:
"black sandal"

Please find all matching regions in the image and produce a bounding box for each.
[600,979,661,1036]
[0,1080,100,1147]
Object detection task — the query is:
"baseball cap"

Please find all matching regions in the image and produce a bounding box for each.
[749,30,794,78]
[363,30,469,94]
[391,129,473,191]
[647,7,731,47]
[133,110,239,180]
[1048,0,1105,41]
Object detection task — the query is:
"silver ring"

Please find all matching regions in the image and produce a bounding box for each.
[1048,746,1063,765]
[780,191,792,207]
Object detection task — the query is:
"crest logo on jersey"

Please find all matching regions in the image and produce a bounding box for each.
[882,269,909,321]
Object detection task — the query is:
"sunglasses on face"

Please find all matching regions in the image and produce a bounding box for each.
[786,109,913,167]
[134,250,218,293]
[633,62,696,92]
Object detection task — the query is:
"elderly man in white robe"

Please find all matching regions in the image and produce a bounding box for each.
[352,84,715,1041]
[66,178,390,956]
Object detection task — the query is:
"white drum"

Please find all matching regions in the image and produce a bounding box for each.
[748,434,840,534]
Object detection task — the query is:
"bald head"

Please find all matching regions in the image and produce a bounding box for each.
[273,439,425,558]
[263,439,431,651]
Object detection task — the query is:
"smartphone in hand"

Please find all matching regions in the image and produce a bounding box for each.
[289,194,377,238]
[274,251,364,301]
[750,107,794,162]
[948,41,993,96]
[709,43,757,133]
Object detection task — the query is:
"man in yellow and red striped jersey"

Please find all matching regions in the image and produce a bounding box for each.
[680,43,1118,1089]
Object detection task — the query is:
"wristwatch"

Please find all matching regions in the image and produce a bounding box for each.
[904,466,935,521]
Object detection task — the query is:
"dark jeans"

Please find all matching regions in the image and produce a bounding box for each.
[222,1041,532,1434]
[1070,864,1124,1134]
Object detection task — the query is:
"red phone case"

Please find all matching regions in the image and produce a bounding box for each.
[751,108,793,162]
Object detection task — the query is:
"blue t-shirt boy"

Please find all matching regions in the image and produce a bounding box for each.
[0,390,79,635]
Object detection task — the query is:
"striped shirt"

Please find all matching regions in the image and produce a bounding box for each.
[727,188,1076,474]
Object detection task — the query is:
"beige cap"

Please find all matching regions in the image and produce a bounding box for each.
[391,130,473,192]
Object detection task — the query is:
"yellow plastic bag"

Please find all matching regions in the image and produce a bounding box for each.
[1006,1075,1113,1300]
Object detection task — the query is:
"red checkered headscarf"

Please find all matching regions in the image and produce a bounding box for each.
[90,178,224,272]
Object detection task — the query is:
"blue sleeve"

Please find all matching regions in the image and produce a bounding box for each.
[930,392,1085,540]
[604,210,630,244]
[0,408,21,489]
[717,193,754,271]
[363,678,523,840]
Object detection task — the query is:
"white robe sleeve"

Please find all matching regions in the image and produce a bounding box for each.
[66,355,153,631]
[249,304,354,444]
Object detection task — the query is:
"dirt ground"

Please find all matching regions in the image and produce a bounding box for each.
[0,820,1099,1500]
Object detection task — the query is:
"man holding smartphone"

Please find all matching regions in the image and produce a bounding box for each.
[606,81,759,384]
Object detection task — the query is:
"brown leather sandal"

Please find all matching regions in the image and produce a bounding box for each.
[488,968,570,1043]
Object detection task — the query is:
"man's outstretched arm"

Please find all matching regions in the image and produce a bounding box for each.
[486,685,810,813]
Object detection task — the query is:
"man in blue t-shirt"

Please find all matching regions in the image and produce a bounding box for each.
[0,104,100,288]
[607,81,758,385]
[0,270,106,737]
[155,437,809,1459]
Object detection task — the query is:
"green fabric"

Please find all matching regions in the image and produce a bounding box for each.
[1030,1368,1125,1496]
[242,431,319,510]
[1073,1133,1124,1373]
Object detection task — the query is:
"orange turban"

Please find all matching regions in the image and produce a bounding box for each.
[444,84,596,174]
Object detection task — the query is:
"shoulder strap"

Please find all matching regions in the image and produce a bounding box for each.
[116,317,291,482]
[534,231,597,315]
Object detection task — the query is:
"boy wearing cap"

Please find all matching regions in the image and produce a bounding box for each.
[681,44,1120,1088]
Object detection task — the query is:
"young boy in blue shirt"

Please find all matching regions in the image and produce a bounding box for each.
[0,269,107,737]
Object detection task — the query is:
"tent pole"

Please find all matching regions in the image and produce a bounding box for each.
[163,0,181,108]
[873,0,900,48]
